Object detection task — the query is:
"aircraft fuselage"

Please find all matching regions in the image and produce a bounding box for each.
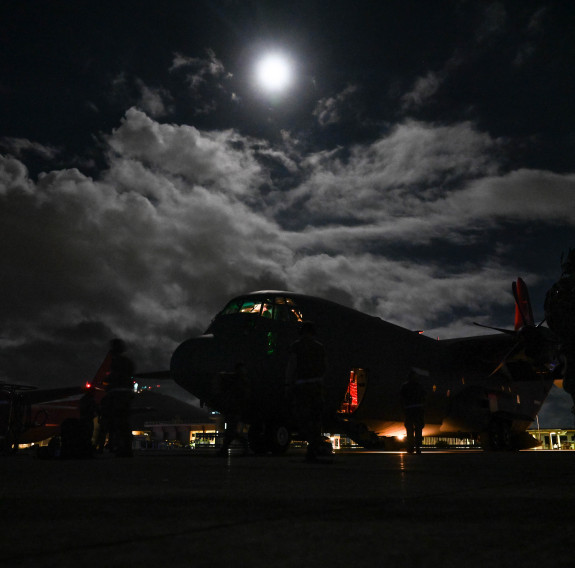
[171,291,554,450]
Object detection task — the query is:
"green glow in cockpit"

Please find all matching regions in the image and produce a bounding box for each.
[266,331,277,355]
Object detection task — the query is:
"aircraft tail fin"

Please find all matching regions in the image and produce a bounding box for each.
[513,277,534,330]
[86,352,113,391]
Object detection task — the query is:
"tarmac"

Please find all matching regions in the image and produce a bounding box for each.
[2,448,575,568]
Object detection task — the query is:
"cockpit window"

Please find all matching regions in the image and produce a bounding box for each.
[220,296,303,322]
[220,298,243,315]
[273,297,303,322]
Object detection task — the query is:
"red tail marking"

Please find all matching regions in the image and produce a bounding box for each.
[514,277,534,330]
[91,352,112,390]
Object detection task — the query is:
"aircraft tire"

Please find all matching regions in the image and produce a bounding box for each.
[267,424,291,455]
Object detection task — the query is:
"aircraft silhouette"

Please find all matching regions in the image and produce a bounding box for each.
[0,353,112,453]
[169,279,559,452]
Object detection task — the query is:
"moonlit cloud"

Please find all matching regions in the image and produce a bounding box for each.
[170,49,228,84]
[135,80,174,118]
[0,116,290,382]
[474,2,507,45]
[313,84,359,126]
[401,72,444,111]
[0,137,60,161]
[106,108,265,195]
[1,103,573,391]
[169,49,234,115]
[278,120,499,228]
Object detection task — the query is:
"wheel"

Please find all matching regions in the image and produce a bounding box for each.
[267,424,291,455]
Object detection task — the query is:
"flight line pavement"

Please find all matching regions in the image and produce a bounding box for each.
[2,448,575,568]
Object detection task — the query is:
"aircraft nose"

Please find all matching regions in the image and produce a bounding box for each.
[170,334,225,403]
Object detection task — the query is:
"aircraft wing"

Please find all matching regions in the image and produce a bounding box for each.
[22,386,84,404]
[441,333,516,377]
[134,371,172,379]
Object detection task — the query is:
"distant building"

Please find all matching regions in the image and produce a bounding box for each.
[528,428,575,450]
[137,418,219,449]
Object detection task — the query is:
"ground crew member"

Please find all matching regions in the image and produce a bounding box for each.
[78,386,98,454]
[286,322,327,462]
[545,249,575,411]
[218,362,250,456]
[400,369,427,454]
[102,339,135,457]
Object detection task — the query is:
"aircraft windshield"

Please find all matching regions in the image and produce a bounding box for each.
[220,296,303,322]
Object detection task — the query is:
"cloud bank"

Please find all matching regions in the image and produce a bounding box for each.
[1,108,574,390]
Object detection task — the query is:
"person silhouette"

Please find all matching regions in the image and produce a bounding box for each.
[218,362,250,456]
[400,369,427,454]
[286,322,327,462]
[101,339,135,457]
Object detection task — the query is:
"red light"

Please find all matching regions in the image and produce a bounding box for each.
[85,382,92,389]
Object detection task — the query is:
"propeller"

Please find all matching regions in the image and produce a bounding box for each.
[474,278,552,377]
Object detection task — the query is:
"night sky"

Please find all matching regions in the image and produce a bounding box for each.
[1,1,574,425]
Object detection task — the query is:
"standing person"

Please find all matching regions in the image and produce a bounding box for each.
[78,386,98,455]
[95,391,112,454]
[286,322,327,462]
[400,369,427,454]
[218,362,250,456]
[104,339,135,457]
[545,249,575,415]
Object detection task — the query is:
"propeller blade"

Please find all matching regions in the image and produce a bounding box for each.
[473,322,515,335]
[489,341,523,377]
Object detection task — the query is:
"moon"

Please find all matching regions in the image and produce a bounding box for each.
[256,53,292,92]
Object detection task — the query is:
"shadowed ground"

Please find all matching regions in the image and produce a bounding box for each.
[2,449,574,567]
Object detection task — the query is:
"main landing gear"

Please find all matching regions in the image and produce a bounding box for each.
[248,422,291,455]
[481,415,513,451]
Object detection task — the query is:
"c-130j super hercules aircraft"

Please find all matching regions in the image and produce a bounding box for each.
[167,278,559,453]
